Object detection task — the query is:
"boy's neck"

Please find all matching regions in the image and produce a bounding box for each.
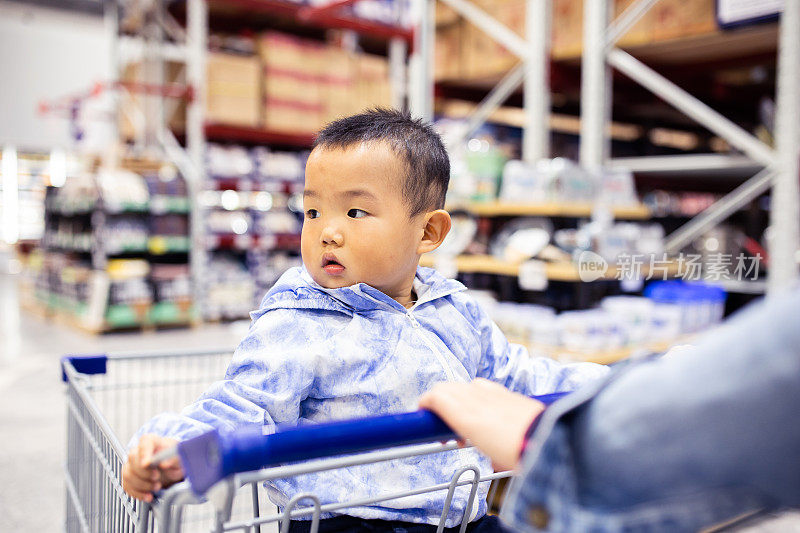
[401,289,418,309]
[384,275,417,309]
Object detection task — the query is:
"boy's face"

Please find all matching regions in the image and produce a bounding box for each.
[301,142,426,302]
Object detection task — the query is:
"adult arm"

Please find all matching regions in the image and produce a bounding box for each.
[501,288,800,531]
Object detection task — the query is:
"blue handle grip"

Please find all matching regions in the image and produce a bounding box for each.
[178,392,568,495]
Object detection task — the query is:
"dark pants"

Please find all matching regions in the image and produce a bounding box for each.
[287,514,507,533]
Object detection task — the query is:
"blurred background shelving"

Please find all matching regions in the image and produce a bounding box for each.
[2,0,796,356]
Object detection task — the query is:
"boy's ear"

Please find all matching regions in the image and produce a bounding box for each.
[417,210,452,255]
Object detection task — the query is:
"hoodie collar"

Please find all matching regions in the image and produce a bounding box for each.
[256,265,466,315]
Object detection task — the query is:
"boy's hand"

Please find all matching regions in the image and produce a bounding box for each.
[122,434,183,502]
[419,379,545,471]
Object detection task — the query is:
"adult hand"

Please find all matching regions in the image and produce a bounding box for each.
[419,378,546,471]
[122,434,184,502]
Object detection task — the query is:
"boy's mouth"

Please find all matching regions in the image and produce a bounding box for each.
[322,254,345,275]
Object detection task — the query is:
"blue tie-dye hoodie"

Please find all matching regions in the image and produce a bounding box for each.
[131,266,608,526]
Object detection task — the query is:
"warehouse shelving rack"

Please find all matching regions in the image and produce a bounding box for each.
[109,0,414,318]
[411,0,799,295]
[107,0,799,320]
[579,0,799,294]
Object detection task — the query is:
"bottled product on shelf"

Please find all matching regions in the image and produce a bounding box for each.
[34,161,195,332]
[202,143,305,320]
[474,280,727,364]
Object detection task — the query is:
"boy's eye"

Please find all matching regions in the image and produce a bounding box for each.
[306,209,320,219]
[347,208,368,219]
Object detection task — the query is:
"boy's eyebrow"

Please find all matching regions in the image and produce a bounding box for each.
[342,189,378,201]
[303,189,378,201]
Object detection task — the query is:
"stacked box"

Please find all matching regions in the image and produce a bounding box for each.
[435,19,465,81]
[354,53,393,114]
[551,0,584,60]
[614,0,656,48]
[652,0,716,41]
[462,0,526,79]
[258,32,325,134]
[119,61,186,138]
[206,52,261,128]
[320,47,357,125]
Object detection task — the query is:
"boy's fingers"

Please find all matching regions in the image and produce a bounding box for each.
[123,466,160,501]
[128,451,159,481]
[138,434,158,467]
[123,467,159,493]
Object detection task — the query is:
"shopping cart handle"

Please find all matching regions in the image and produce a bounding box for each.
[178,391,568,495]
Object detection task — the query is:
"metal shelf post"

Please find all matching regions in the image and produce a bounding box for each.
[424,0,551,163]
[186,0,208,314]
[578,0,800,292]
[769,0,800,291]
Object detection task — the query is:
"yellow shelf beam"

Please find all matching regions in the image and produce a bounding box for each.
[448,201,651,219]
[420,254,679,282]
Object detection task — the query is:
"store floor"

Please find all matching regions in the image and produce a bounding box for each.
[0,273,247,531]
[2,272,799,532]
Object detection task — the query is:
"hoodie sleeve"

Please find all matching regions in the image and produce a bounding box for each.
[127,308,319,447]
[462,297,610,396]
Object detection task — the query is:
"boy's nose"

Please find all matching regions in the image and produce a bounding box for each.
[320,225,343,246]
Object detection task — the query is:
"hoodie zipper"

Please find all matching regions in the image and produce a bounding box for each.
[406,308,457,382]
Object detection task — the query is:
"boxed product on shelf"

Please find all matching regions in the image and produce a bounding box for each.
[206,52,261,128]
[252,147,306,183]
[263,100,325,134]
[247,249,303,302]
[435,18,464,81]
[257,31,392,132]
[551,0,584,59]
[204,252,257,320]
[355,53,393,111]
[652,0,716,41]
[119,60,186,137]
[461,0,525,79]
[102,216,149,254]
[614,0,657,48]
[206,144,254,179]
[149,263,195,325]
[321,47,357,124]
[97,169,150,212]
[105,258,153,327]
[258,32,325,133]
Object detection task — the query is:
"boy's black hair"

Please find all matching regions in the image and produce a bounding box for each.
[314,108,450,217]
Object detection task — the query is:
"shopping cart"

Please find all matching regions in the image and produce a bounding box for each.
[63,348,566,533]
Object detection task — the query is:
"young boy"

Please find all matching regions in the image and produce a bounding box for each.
[122,109,609,531]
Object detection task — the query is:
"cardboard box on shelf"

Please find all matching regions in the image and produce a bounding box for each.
[461,0,525,79]
[263,70,322,107]
[653,0,717,41]
[320,47,356,124]
[551,0,583,60]
[355,53,392,112]
[435,20,464,81]
[206,52,261,127]
[262,99,324,134]
[119,61,186,138]
[436,2,460,27]
[614,0,656,48]
[259,31,329,129]
[257,32,310,72]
